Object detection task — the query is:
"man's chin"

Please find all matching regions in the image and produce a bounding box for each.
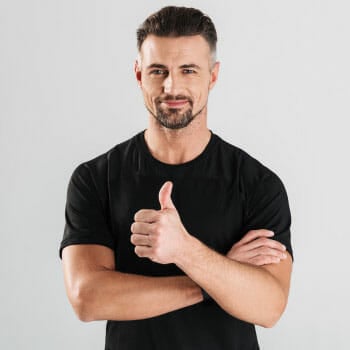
[156,113,194,130]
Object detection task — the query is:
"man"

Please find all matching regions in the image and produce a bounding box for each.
[60,6,293,350]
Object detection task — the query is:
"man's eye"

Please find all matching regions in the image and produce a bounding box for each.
[151,70,167,75]
[183,69,196,74]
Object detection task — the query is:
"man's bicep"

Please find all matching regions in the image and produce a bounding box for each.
[62,244,116,294]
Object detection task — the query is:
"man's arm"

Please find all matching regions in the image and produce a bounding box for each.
[174,235,292,328]
[62,227,287,322]
[62,244,203,322]
[132,181,293,328]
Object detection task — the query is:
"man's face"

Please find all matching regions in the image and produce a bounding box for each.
[135,35,219,130]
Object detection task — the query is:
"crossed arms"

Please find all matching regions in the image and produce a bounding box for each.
[62,181,292,328]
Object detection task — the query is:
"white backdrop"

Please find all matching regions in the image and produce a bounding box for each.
[1,0,349,349]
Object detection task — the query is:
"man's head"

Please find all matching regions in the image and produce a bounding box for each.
[137,6,217,65]
[135,6,219,130]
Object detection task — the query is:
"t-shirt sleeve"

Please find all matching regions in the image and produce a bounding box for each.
[241,168,294,261]
[59,163,115,259]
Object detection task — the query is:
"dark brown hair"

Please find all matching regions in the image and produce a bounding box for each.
[137,6,217,60]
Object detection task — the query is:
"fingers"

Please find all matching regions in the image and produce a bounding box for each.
[130,222,153,246]
[249,255,283,266]
[237,229,274,246]
[131,221,153,235]
[245,246,287,260]
[130,233,151,246]
[159,181,175,210]
[226,229,288,266]
[134,245,153,258]
[134,209,160,222]
[240,236,286,253]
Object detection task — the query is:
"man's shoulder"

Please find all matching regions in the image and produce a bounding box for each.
[216,133,283,187]
[215,134,267,171]
[70,130,142,180]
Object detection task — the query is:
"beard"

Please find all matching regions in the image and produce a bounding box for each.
[147,95,205,130]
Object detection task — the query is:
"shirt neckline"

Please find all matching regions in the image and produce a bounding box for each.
[137,129,218,170]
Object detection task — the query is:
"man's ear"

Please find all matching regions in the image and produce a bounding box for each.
[209,61,220,90]
[134,59,142,87]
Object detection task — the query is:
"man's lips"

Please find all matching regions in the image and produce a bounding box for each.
[162,100,188,108]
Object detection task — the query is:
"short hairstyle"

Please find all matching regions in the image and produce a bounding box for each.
[136,6,217,62]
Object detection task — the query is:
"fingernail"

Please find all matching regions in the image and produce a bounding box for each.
[269,231,274,236]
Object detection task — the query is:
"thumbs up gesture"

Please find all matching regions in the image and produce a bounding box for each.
[158,180,176,211]
[130,181,190,264]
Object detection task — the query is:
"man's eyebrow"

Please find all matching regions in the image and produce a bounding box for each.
[146,63,201,70]
[179,64,201,70]
[146,63,168,70]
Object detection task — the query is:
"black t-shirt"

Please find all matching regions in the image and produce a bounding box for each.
[59,129,293,350]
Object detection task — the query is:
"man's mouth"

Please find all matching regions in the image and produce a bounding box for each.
[162,100,188,108]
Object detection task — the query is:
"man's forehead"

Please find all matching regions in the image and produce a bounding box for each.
[140,34,211,63]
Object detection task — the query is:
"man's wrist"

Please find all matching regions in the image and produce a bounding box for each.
[174,233,201,268]
[175,234,212,302]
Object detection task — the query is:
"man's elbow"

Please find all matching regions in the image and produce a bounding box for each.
[258,313,281,329]
[73,301,95,323]
[67,281,97,322]
[258,296,288,328]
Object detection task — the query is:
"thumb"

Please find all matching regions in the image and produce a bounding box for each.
[159,181,176,210]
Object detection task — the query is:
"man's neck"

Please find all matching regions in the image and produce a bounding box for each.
[143,125,212,165]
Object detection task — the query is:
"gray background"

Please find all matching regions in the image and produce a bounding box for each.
[1,0,349,349]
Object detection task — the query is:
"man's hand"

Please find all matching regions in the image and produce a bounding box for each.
[226,229,287,266]
[130,181,189,264]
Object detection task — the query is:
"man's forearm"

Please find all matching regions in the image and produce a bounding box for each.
[175,235,290,328]
[131,182,292,327]
[73,270,203,322]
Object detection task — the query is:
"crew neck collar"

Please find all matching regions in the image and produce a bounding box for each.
[137,129,218,169]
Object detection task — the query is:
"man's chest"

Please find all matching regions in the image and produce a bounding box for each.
[108,172,245,275]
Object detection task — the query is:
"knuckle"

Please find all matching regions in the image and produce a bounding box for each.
[272,257,281,263]
[279,243,287,251]
[272,241,284,250]
[150,235,157,246]
[264,256,273,264]
[134,212,140,221]
[266,256,280,264]
[154,225,162,236]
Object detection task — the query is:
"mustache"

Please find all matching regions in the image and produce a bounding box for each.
[156,95,193,104]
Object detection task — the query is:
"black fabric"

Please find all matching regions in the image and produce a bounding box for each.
[201,287,212,301]
[59,129,293,350]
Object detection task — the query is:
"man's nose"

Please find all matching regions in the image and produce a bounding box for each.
[163,73,180,95]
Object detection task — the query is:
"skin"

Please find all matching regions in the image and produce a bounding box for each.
[132,181,292,327]
[134,34,219,165]
[62,34,292,327]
